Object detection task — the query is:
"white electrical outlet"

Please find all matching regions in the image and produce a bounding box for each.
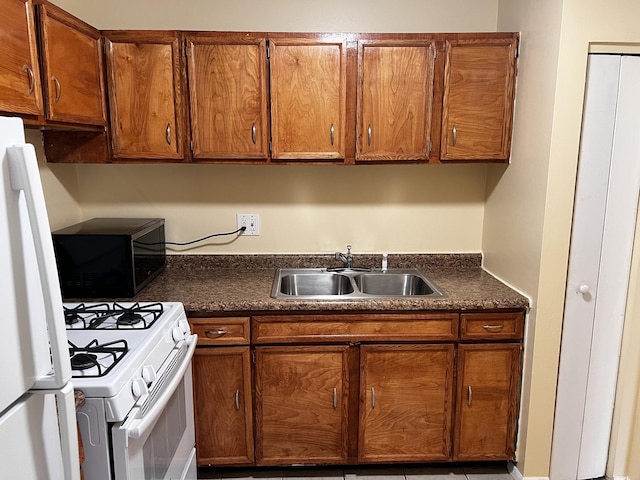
[237,214,260,236]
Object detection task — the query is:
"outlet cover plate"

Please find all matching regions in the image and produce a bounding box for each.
[237,214,260,236]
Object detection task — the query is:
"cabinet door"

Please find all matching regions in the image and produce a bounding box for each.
[440,36,518,162]
[269,37,347,161]
[193,346,254,466]
[105,31,184,160]
[359,344,454,462]
[0,0,43,116]
[38,3,106,125]
[186,34,269,160]
[356,40,435,162]
[454,343,521,460]
[255,346,349,465]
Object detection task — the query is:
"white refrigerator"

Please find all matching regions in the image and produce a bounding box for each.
[0,116,80,479]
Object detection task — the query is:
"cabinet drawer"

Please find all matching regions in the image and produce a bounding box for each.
[460,312,524,341]
[252,313,458,344]
[190,317,250,345]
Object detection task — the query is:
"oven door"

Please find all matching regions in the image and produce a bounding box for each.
[111,336,197,480]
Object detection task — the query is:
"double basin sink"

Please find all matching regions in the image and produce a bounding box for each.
[271,268,445,299]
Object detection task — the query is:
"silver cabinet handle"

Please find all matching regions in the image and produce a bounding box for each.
[252,123,257,144]
[482,324,505,332]
[330,123,335,146]
[452,125,458,146]
[204,329,228,338]
[333,388,337,409]
[467,385,473,407]
[371,387,376,408]
[235,389,240,410]
[52,76,61,103]
[24,64,35,95]
[166,123,172,145]
[367,124,372,146]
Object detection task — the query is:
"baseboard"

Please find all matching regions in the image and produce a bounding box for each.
[508,462,549,480]
[610,475,629,480]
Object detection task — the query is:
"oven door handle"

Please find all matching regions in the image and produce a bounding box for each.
[126,335,197,439]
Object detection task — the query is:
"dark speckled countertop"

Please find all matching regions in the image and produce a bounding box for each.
[127,254,529,313]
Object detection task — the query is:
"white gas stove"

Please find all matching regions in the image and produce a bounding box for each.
[65,301,197,480]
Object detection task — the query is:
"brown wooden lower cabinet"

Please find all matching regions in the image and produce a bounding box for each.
[359,344,454,462]
[191,311,524,467]
[453,343,521,460]
[254,345,350,465]
[192,346,254,466]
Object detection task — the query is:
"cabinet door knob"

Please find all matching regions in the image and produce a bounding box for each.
[452,125,458,146]
[166,123,172,145]
[371,387,376,408]
[204,329,228,338]
[330,123,335,146]
[235,389,240,410]
[252,123,257,144]
[24,64,35,95]
[333,388,337,409]
[482,324,505,332]
[52,76,61,103]
[367,124,372,146]
[467,385,473,407]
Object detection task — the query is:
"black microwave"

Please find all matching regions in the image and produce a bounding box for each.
[52,218,166,299]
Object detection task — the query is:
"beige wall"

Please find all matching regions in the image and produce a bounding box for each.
[486,0,640,478]
[50,0,499,32]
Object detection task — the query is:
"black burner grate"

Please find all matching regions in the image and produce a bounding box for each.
[68,339,128,377]
[63,302,164,330]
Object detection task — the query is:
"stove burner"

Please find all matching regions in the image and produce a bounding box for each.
[117,312,143,326]
[71,353,98,370]
[65,311,81,325]
[68,339,129,377]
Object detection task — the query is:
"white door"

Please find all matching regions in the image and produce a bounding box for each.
[550,55,640,480]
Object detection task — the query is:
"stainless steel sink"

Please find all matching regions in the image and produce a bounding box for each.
[278,273,354,296]
[271,268,444,299]
[353,272,435,296]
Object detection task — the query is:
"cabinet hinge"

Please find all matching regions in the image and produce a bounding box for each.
[429,140,433,154]
[252,351,256,364]
[190,140,194,151]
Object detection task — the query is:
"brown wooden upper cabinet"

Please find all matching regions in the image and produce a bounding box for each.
[269,37,347,161]
[356,39,436,163]
[0,0,43,116]
[185,33,269,161]
[440,34,518,162]
[37,2,106,126]
[104,30,185,160]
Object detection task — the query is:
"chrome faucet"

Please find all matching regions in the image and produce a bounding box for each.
[335,244,353,269]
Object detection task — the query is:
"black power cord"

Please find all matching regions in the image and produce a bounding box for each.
[136,226,246,247]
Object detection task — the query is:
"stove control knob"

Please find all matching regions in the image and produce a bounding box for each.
[141,365,156,386]
[179,319,191,335]
[172,326,185,342]
[131,378,148,399]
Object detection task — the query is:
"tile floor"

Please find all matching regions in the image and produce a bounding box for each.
[197,464,515,480]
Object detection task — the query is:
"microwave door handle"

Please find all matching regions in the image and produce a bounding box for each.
[7,145,71,389]
[35,384,81,480]
[124,336,197,439]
